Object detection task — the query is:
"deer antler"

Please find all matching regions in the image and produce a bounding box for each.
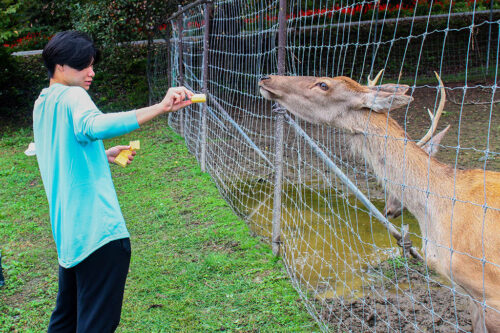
[416,71,446,147]
[367,70,447,147]
[367,69,384,87]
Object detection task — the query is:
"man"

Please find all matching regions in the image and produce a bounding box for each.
[33,30,193,332]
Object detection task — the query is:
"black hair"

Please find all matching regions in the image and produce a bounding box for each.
[42,30,101,78]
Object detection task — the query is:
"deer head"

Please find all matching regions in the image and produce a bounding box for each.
[259,75,413,132]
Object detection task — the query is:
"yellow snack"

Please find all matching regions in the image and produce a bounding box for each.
[129,140,140,151]
[115,150,131,168]
[190,94,206,103]
[114,140,140,167]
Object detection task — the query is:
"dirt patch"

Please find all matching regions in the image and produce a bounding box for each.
[320,259,472,332]
[203,240,240,254]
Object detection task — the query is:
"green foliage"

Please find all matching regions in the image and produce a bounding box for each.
[90,46,150,113]
[0,47,46,125]
[71,0,184,50]
[382,256,423,281]
[0,0,78,47]
[23,0,79,33]
[0,0,192,52]
[0,0,23,43]
[387,256,409,269]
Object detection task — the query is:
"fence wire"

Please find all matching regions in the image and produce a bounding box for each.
[150,1,500,331]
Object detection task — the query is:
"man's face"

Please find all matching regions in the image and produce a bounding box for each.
[57,64,95,90]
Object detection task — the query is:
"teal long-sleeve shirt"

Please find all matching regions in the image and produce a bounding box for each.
[33,83,140,268]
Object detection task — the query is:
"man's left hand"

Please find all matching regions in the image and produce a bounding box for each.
[106,145,136,165]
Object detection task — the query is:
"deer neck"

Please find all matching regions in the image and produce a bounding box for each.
[344,112,453,223]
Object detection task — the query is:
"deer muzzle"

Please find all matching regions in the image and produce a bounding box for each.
[259,76,281,100]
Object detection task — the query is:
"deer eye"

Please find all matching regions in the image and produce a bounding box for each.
[316,82,329,91]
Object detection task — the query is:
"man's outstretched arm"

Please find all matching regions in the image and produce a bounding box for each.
[135,87,194,125]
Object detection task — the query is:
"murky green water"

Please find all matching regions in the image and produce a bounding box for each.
[229,180,422,298]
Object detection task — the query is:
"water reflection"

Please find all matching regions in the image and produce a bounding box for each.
[231,180,422,299]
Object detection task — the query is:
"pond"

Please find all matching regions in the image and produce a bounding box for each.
[230,180,422,299]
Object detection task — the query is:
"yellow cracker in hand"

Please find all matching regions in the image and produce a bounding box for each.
[129,140,140,151]
[115,150,131,167]
[190,94,206,103]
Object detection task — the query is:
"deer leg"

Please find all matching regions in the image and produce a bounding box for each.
[485,307,500,333]
[470,300,488,333]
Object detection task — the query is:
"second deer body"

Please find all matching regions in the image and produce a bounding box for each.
[259,74,500,332]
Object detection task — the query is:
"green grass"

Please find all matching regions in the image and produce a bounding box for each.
[0,119,318,332]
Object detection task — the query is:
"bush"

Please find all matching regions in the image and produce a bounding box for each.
[1,0,77,49]
[0,45,150,128]
[71,0,182,51]
[90,45,150,113]
[0,46,46,126]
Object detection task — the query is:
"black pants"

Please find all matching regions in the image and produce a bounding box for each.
[0,251,4,287]
[48,238,131,333]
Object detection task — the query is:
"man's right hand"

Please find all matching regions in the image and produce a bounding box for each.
[160,87,194,113]
[135,86,195,125]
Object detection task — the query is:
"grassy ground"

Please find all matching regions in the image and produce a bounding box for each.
[0,119,318,332]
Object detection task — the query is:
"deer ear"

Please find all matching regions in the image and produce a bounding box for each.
[421,124,450,155]
[362,91,413,112]
[368,84,410,95]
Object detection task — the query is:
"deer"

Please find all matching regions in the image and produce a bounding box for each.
[367,70,451,219]
[259,73,500,332]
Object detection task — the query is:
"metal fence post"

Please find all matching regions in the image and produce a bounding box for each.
[201,2,213,172]
[486,0,494,72]
[177,5,185,137]
[272,0,287,257]
[167,24,172,88]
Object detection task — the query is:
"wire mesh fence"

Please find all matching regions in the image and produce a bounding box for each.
[150,0,500,331]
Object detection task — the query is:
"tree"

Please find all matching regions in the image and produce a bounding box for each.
[72,0,193,49]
